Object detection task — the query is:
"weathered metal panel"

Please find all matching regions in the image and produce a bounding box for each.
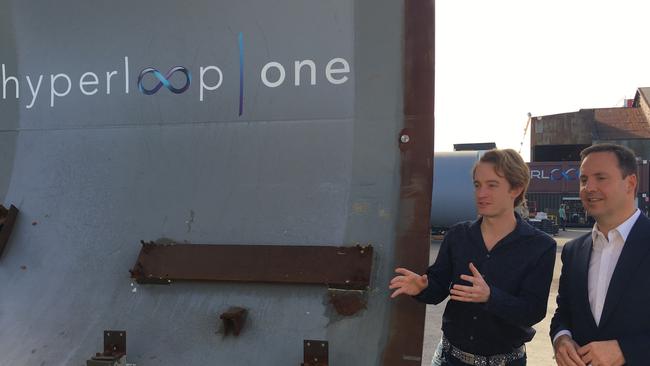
[531,110,594,147]
[0,0,434,365]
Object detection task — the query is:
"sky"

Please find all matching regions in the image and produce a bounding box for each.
[435,0,650,161]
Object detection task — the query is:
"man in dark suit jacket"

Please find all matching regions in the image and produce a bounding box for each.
[551,143,650,366]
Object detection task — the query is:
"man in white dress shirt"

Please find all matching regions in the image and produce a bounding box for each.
[551,143,650,366]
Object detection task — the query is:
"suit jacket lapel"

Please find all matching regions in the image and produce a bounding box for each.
[599,215,650,328]
[575,236,599,330]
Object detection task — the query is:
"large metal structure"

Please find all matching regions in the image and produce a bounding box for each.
[0,1,434,365]
[430,151,480,230]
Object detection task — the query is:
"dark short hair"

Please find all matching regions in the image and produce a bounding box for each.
[580,143,637,178]
[473,149,530,207]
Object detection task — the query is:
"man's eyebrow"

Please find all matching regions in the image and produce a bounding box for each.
[580,172,608,178]
[474,179,500,184]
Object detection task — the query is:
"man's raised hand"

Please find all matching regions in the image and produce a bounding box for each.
[389,268,428,298]
[449,262,491,303]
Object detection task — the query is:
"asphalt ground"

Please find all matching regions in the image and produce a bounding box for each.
[420,228,590,366]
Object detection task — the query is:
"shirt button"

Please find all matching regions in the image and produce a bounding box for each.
[486,254,490,258]
[473,316,478,320]
[469,336,474,341]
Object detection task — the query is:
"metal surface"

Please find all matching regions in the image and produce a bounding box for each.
[0,0,433,364]
[302,340,328,366]
[0,204,18,258]
[531,110,594,147]
[130,242,373,290]
[382,0,435,364]
[429,152,480,230]
[453,142,496,151]
[86,357,125,366]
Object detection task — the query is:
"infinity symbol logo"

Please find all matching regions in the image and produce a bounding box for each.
[550,168,577,181]
[137,66,192,95]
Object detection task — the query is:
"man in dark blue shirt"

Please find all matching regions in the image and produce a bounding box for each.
[390,149,556,365]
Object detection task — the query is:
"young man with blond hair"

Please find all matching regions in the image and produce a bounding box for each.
[390,149,556,365]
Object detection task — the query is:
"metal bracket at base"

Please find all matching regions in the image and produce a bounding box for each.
[87,330,127,366]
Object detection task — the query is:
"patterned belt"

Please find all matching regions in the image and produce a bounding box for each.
[441,336,526,366]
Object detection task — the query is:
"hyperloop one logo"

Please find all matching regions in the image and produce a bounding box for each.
[0,33,351,114]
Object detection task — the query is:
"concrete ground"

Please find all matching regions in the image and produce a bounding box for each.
[420,228,590,366]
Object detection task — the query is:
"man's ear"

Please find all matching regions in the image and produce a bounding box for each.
[510,185,524,200]
[626,174,638,194]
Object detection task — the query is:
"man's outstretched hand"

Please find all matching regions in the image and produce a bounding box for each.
[389,268,428,298]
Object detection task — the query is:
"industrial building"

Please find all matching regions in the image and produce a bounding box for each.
[526,87,650,225]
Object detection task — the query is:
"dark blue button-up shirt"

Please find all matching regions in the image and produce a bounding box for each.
[415,214,556,356]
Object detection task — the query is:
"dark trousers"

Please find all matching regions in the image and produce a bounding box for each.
[431,340,526,366]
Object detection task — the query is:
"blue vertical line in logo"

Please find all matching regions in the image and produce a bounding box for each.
[238,32,244,116]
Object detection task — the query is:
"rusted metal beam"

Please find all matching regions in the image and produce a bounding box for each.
[129,242,373,290]
[0,204,19,259]
[382,0,435,365]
